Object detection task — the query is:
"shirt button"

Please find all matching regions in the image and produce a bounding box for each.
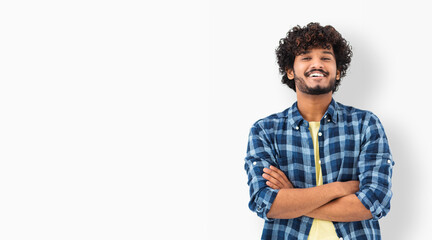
[253,161,257,165]
[339,238,343,240]
[327,119,330,122]
[387,160,391,164]
[295,126,299,130]
[324,115,327,118]
[318,132,322,136]
[318,160,321,164]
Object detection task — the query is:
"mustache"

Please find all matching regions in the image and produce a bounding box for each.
[306,69,329,76]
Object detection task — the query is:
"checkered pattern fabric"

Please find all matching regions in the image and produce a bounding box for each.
[244,99,394,240]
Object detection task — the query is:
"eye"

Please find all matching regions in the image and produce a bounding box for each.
[302,57,311,60]
[322,57,331,61]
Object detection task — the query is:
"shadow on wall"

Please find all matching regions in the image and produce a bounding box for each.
[335,33,382,106]
[379,120,417,240]
[336,35,416,239]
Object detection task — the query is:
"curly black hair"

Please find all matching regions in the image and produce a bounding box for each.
[275,22,353,92]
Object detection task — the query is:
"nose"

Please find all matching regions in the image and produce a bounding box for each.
[310,58,324,69]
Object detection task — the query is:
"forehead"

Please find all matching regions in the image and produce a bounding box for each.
[298,46,335,55]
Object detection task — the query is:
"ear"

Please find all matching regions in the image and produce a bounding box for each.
[336,70,341,80]
[286,68,294,80]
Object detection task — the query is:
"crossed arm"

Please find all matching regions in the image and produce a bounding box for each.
[263,166,372,222]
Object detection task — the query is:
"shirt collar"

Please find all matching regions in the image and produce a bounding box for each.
[285,98,339,128]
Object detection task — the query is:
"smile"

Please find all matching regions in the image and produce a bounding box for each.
[306,70,328,79]
[309,73,324,77]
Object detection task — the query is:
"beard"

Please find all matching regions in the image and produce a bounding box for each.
[293,73,336,95]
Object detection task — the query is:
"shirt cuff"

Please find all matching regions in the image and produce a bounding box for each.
[355,189,387,220]
[255,187,280,221]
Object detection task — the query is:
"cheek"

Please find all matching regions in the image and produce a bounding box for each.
[293,63,306,75]
[327,64,338,76]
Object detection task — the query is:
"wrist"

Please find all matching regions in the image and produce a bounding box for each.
[331,182,347,198]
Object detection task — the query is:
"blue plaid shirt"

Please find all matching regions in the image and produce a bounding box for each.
[244,99,394,240]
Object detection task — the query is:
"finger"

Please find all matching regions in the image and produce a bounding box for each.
[268,166,294,189]
[265,180,280,190]
[262,173,283,188]
[269,165,290,183]
[265,167,289,187]
[262,173,284,189]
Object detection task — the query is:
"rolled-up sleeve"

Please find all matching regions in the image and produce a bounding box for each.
[356,113,395,220]
[244,121,280,221]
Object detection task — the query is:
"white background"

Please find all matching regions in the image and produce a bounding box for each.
[210,0,431,240]
[0,0,430,240]
[0,0,208,239]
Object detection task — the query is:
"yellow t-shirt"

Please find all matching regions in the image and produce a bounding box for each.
[307,122,339,240]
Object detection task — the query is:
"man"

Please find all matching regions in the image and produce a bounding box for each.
[244,22,394,240]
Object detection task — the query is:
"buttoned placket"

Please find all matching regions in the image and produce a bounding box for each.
[318,124,322,165]
[317,116,329,180]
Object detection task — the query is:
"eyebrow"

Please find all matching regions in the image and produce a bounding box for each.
[323,51,335,57]
[299,50,335,57]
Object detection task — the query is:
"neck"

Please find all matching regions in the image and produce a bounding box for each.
[296,91,332,122]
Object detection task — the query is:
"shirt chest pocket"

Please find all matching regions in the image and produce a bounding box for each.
[321,151,360,182]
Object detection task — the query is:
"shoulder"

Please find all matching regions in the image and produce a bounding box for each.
[336,101,382,125]
[251,107,290,131]
[336,101,387,139]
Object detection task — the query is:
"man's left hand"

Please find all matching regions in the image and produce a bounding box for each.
[262,165,294,189]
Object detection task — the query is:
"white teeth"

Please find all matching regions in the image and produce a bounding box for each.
[310,73,324,77]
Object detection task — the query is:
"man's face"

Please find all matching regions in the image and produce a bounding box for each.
[287,47,341,95]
